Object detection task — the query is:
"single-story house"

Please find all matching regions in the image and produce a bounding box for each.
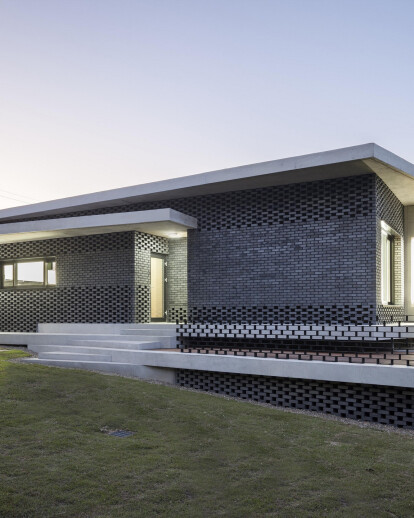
[1,143,414,428]
[0,142,414,330]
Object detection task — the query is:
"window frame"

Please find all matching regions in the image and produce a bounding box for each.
[381,222,396,306]
[1,257,57,289]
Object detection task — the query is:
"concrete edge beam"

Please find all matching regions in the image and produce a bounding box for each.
[134,351,414,389]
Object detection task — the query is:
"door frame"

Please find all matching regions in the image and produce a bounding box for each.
[150,253,167,322]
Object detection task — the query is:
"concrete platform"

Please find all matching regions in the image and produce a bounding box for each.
[4,322,414,388]
[19,346,414,389]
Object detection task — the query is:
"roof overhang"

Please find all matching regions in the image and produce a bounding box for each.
[0,209,197,244]
[0,143,413,222]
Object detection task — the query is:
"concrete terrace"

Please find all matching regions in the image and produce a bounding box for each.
[0,322,410,390]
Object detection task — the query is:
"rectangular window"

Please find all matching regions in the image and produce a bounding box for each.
[1,259,57,288]
[17,261,44,286]
[3,264,14,287]
[381,223,395,305]
[46,261,57,285]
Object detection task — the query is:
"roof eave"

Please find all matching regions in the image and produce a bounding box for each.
[0,143,413,222]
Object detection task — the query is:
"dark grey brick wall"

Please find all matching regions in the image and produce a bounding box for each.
[131,174,376,324]
[3,172,403,327]
[0,231,189,331]
[176,369,414,428]
[187,216,376,323]
[47,174,377,323]
[3,174,381,325]
[167,238,188,322]
[0,233,136,331]
[376,176,405,322]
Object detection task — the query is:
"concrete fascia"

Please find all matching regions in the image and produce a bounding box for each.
[0,143,379,221]
[0,208,197,243]
[1,143,413,222]
[137,350,414,388]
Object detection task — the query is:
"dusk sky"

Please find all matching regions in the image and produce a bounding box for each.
[0,0,413,209]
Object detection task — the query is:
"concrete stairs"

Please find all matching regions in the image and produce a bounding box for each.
[20,324,177,382]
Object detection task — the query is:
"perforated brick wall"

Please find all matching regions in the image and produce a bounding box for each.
[3,172,404,327]
[0,231,188,331]
[31,174,377,323]
[167,238,188,322]
[0,233,136,331]
[376,177,405,322]
[176,369,414,428]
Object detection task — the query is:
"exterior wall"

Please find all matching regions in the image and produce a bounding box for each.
[375,177,405,322]
[7,174,379,325]
[0,233,136,332]
[0,231,188,331]
[4,172,400,328]
[158,174,377,324]
[167,237,188,322]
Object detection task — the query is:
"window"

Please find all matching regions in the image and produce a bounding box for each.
[1,259,56,288]
[3,264,14,287]
[381,222,395,305]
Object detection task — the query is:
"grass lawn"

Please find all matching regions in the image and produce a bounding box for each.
[1,348,414,517]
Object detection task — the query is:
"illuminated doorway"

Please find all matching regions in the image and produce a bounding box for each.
[151,254,166,321]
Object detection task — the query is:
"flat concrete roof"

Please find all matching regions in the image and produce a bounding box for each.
[0,143,413,222]
[0,209,197,243]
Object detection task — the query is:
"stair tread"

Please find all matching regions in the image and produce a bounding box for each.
[41,352,111,356]
[31,345,166,351]
[69,340,160,345]
[22,358,137,366]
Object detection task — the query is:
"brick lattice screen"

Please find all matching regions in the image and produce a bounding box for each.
[176,369,414,428]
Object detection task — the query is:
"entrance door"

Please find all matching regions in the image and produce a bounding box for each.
[151,255,166,321]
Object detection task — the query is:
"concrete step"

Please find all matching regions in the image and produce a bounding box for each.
[70,335,177,346]
[30,344,164,356]
[20,358,175,382]
[30,345,168,364]
[68,340,162,349]
[38,323,177,334]
[25,333,177,348]
[123,328,177,331]
[120,328,176,337]
[38,352,112,362]
[109,334,177,345]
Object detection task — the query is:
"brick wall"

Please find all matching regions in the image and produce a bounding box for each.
[0,233,136,331]
[176,369,414,428]
[2,172,403,327]
[2,174,382,325]
[376,176,405,322]
[0,231,188,331]
[167,238,188,322]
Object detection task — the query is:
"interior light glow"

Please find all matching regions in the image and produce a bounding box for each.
[381,220,391,232]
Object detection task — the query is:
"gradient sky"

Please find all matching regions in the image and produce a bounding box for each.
[0,0,413,209]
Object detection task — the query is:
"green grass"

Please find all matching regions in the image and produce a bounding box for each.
[0,348,414,517]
